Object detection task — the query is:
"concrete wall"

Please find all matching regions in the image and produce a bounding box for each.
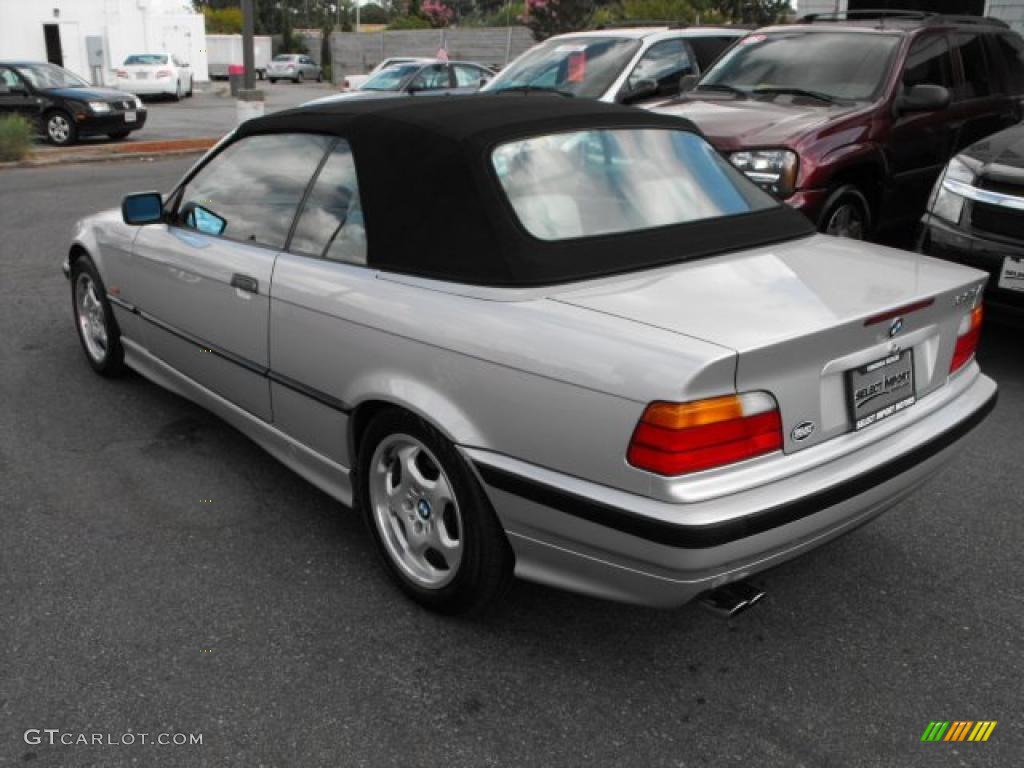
[330,27,535,80]
[0,0,209,84]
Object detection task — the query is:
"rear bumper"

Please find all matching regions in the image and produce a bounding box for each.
[919,213,1024,321]
[466,370,997,607]
[114,78,176,95]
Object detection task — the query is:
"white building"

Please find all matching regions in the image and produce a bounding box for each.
[797,1,1024,33]
[0,0,210,84]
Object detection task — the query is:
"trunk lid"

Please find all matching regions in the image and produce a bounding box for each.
[551,234,988,453]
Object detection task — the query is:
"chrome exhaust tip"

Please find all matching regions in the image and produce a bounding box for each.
[698,581,765,618]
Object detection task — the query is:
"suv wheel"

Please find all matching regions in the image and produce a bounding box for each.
[820,185,871,240]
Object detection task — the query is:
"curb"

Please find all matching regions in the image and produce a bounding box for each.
[1,137,220,170]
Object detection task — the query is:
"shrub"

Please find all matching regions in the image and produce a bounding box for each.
[0,114,33,162]
[387,15,432,29]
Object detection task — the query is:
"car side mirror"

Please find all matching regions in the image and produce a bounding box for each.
[620,78,659,105]
[900,84,951,113]
[679,74,700,94]
[122,192,164,226]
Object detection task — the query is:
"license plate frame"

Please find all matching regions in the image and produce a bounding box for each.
[998,256,1024,293]
[848,349,916,431]
[124,111,137,123]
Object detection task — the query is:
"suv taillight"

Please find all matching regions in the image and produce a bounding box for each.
[627,393,782,476]
[950,305,983,374]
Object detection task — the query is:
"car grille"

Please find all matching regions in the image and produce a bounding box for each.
[971,178,1024,240]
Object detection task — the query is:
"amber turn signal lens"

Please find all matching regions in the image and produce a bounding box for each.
[627,393,783,476]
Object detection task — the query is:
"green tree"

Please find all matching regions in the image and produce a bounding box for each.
[523,0,593,41]
[203,6,244,33]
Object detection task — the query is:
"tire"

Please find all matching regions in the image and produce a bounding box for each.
[107,131,130,140]
[70,254,125,377]
[171,80,182,101]
[819,184,871,240]
[186,78,194,97]
[45,110,77,146]
[356,409,514,614]
[269,78,277,84]
[295,71,304,83]
[316,71,323,83]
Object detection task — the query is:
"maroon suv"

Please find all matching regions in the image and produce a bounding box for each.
[651,12,1024,239]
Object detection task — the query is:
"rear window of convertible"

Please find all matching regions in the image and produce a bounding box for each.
[491,128,777,241]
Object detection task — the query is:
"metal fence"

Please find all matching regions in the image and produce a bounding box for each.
[329,27,535,81]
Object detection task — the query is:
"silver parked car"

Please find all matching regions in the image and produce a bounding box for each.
[65,96,997,614]
[267,53,322,84]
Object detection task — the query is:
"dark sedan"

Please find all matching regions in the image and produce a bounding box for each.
[919,122,1024,322]
[0,60,146,146]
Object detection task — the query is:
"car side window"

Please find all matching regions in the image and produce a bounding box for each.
[453,64,486,87]
[994,34,1024,96]
[688,36,736,72]
[411,64,450,90]
[0,67,22,88]
[951,32,991,99]
[175,133,332,249]
[903,33,953,89]
[288,140,367,265]
[626,39,693,96]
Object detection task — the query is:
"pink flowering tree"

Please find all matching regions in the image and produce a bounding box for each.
[522,0,593,41]
[421,0,456,27]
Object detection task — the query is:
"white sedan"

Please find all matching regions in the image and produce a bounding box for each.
[341,57,432,91]
[114,54,194,100]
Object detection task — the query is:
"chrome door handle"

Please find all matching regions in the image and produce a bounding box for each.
[231,274,258,294]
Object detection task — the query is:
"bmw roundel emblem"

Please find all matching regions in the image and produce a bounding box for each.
[791,421,815,442]
[888,317,904,337]
[416,498,432,520]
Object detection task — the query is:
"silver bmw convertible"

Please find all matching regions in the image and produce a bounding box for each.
[64,96,997,614]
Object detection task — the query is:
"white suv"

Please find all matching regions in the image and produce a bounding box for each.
[482,26,744,105]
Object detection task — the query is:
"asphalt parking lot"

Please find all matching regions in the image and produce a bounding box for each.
[1,157,1022,767]
[32,80,336,149]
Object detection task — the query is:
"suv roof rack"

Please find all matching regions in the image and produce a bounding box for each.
[798,10,1009,28]
[593,20,678,29]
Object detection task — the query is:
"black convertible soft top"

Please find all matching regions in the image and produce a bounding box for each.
[235,94,814,286]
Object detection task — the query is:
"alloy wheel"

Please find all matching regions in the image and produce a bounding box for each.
[75,273,109,363]
[48,114,70,144]
[368,434,464,589]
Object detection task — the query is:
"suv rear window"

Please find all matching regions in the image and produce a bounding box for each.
[491,129,776,241]
[952,33,992,99]
[994,33,1024,95]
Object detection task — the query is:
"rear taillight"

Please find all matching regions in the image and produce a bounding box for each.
[950,305,983,374]
[156,69,172,78]
[627,393,783,476]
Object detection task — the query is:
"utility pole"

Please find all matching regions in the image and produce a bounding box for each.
[237,0,264,124]
[241,0,255,90]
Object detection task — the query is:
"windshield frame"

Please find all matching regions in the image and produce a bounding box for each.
[13,62,90,90]
[485,36,643,99]
[699,30,903,103]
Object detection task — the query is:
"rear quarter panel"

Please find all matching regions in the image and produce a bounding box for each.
[268,254,738,496]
